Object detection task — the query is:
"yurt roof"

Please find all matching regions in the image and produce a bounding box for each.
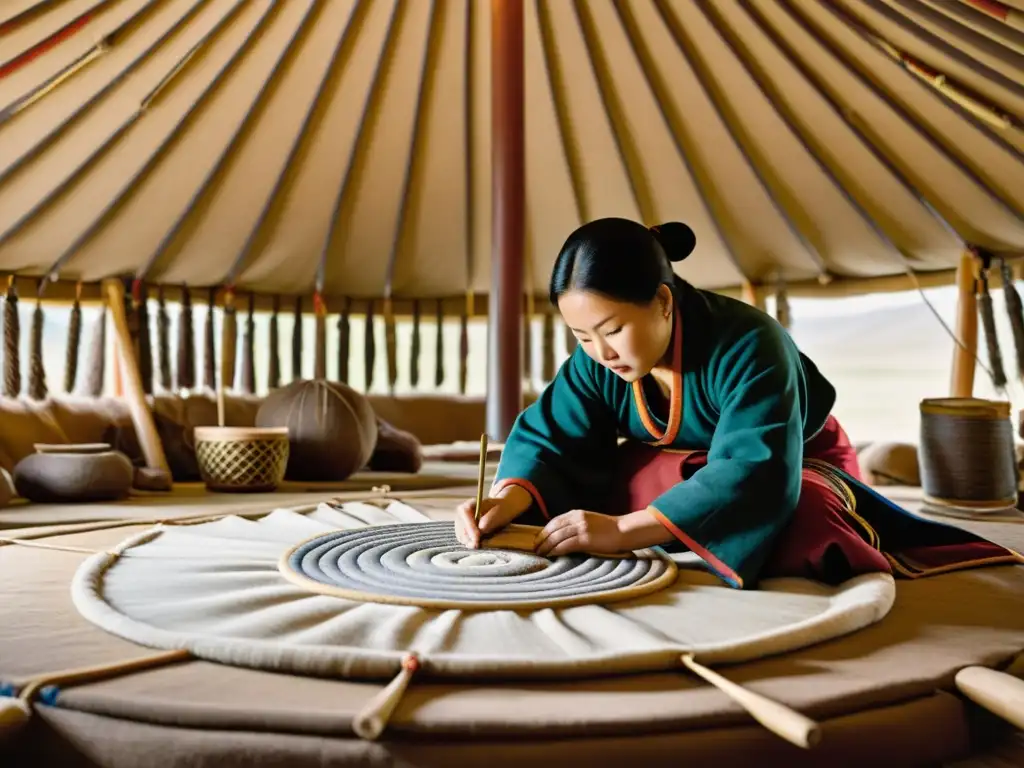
[0,0,1022,305]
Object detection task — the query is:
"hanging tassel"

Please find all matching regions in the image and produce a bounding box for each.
[542,308,555,383]
[291,296,303,382]
[410,300,420,389]
[364,300,376,391]
[4,278,20,398]
[523,294,533,393]
[84,304,106,397]
[27,295,46,401]
[435,299,445,388]
[64,283,82,393]
[979,265,1007,389]
[999,259,1024,381]
[176,285,195,391]
[241,293,255,394]
[337,297,350,384]
[268,295,281,390]
[204,288,216,391]
[221,289,237,392]
[775,278,791,330]
[314,293,326,380]
[156,285,171,391]
[384,298,397,394]
[134,281,153,395]
[459,295,470,394]
[351,653,421,741]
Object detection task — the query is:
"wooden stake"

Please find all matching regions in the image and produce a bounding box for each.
[102,280,171,480]
[951,251,979,398]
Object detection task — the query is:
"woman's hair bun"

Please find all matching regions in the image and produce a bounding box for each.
[649,222,696,263]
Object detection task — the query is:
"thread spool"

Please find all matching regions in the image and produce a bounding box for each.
[919,398,1018,513]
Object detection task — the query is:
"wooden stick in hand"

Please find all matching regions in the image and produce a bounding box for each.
[474,433,488,523]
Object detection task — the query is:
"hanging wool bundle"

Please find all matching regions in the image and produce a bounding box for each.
[978,267,1007,390]
[27,297,46,401]
[176,285,195,391]
[775,279,791,330]
[434,299,445,388]
[241,293,256,394]
[221,290,238,392]
[542,308,555,383]
[314,293,327,380]
[135,282,153,395]
[156,285,172,391]
[84,305,107,397]
[291,296,303,382]
[410,299,421,389]
[385,299,397,393]
[3,279,20,397]
[522,296,532,390]
[204,288,216,391]
[268,295,281,390]
[64,285,82,393]
[337,297,350,384]
[999,259,1024,380]
[459,301,469,395]
[364,300,376,391]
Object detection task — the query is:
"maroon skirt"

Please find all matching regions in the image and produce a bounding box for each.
[615,415,1021,585]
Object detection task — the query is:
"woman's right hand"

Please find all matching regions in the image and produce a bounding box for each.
[455,485,533,548]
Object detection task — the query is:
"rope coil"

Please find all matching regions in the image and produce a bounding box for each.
[919,398,1019,512]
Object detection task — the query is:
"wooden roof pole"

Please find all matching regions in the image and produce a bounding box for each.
[102,279,171,482]
[487,0,525,441]
[950,251,979,398]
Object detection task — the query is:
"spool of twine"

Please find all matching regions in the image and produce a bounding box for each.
[919,398,1018,512]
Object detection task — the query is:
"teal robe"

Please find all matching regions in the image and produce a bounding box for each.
[492,282,844,589]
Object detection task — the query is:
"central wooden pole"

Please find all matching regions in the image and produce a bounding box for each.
[950,251,978,398]
[487,0,525,441]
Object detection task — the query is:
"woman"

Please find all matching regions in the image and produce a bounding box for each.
[456,218,1019,589]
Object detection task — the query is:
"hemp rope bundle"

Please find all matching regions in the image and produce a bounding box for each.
[84,305,106,396]
[268,295,281,390]
[434,299,444,387]
[337,297,351,384]
[203,288,216,391]
[291,296,302,382]
[410,299,421,388]
[919,398,1018,511]
[364,300,376,391]
[176,284,195,391]
[4,279,20,397]
[156,286,171,391]
[27,297,46,401]
[64,286,81,393]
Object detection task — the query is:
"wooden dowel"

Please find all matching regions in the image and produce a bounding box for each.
[951,251,979,398]
[102,280,171,479]
[680,654,821,749]
[955,665,1024,731]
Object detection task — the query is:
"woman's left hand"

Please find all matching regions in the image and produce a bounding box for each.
[534,510,626,557]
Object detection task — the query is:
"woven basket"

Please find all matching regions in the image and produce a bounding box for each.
[193,427,291,493]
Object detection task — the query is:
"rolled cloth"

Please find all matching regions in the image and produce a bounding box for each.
[587,415,1023,586]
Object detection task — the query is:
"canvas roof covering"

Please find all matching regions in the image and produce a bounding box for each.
[0,0,1022,304]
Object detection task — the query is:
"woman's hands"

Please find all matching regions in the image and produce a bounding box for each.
[535,508,674,556]
[456,486,674,557]
[455,484,533,548]
[533,510,626,557]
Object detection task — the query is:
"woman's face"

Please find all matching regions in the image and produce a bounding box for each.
[557,286,674,382]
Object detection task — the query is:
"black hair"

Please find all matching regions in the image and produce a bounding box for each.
[548,217,696,306]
